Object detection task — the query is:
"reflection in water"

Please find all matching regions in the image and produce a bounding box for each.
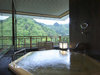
[17,50,71,74]
[59,50,70,69]
[60,50,67,55]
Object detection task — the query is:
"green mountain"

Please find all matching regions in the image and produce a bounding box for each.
[0,16,69,36]
[47,23,69,36]
[37,22,69,36]
[17,17,58,36]
[0,16,58,36]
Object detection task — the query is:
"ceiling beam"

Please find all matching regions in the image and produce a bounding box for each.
[0,9,69,18]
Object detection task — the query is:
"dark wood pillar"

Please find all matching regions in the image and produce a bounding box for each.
[70,0,100,55]
[12,0,15,46]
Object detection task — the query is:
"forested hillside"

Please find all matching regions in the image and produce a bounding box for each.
[34,20,69,36]
[47,22,69,36]
[0,16,69,36]
[17,17,58,36]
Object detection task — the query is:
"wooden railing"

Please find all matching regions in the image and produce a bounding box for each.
[0,36,69,49]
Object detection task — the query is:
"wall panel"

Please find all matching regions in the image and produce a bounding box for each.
[70,0,100,55]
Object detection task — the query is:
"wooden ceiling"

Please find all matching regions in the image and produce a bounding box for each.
[0,0,69,18]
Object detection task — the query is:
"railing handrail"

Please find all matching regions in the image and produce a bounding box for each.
[0,36,69,49]
[0,35,69,37]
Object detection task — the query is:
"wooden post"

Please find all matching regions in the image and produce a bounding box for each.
[24,38,26,48]
[59,36,61,42]
[46,36,47,42]
[18,38,20,48]
[41,37,42,42]
[30,36,32,49]
[36,37,38,47]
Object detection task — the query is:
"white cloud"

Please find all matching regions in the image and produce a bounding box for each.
[57,18,69,24]
[34,18,69,25]
[0,16,9,20]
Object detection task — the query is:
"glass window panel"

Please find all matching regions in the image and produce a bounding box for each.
[0,13,12,49]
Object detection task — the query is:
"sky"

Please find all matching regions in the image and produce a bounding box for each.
[0,16,9,20]
[0,15,69,25]
[34,18,69,25]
